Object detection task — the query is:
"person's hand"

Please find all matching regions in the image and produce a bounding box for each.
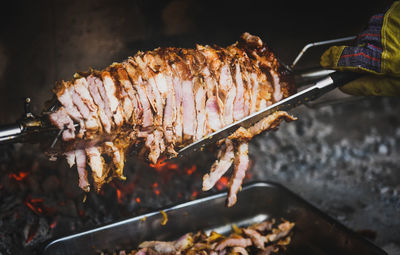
[320,1,400,96]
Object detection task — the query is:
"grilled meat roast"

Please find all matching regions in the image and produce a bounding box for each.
[48,33,296,206]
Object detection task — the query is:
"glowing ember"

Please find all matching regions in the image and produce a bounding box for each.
[79,210,86,218]
[185,165,197,175]
[149,158,168,171]
[216,176,229,191]
[50,219,57,229]
[149,157,182,173]
[25,225,37,244]
[166,163,179,170]
[135,197,141,203]
[191,191,198,199]
[9,171,29,181]
[25,197,45,215]
[116,189,123,204]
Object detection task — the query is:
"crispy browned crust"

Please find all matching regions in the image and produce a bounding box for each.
[237,33,296,98]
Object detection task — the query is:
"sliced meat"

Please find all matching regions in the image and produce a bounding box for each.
[48,107,75,141]
[243,228,265,249]
[215,235,252,251]
[64,151,76,168]
[233,62,246,121]
[265,221,295,243]
[219,64,236,125]
[101,71,124,127]
[232,247,249,255]
[75,149,90,192]
[173,76,184,144]
[202,139,234,191]
[182,80,196,142]
[117,66,143,124]
[104,141,126,179]
[227,142,250,207]
[228,111,297,142]
[86,75,112,133]
[124,62,153,128]
[205,97,223,131]
[194,78,207,140]
[250,220,275,232]
[73,77,101,132]
[139,241,176,253]
[85,146,105,190]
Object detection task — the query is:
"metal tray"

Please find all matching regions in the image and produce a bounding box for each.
[43,181,387,255]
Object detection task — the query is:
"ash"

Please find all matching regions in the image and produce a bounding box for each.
[249,96,400,250]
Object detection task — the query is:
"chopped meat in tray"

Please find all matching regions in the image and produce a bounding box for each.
[102,219,295,255]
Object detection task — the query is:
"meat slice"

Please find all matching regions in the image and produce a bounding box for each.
[104,141,126,179]
[232,247,249,255]
[250,220,274,232]
[48,107,75,141]
[73,78,101,132]
[117,66,143,124]
[228,111,297,142]
[139,241,176,254]
[181,80,196,142]
[219,64,236,125]
[124,62,153,128]
[233,62,246,121]
[64,151,76,168]
[215,235,252,251]
[75,149,90,192]
[205,97,223,131]
[227,142,250,207]
[265,221,295,243]
[86,75,112,133]
[172,76,183,144]
[134,54,164,126]
[85,146,105,191]
[101,71,124,127]
[194,78,207,140]
[56,82,86,138]
[145,130,165,165]
[202,139,234,191]
[243,228,265,249]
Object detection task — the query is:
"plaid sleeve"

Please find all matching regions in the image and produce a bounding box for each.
[337,13,385,73]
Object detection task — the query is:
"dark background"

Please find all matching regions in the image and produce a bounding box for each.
[0,0,393,122]
[0,0,399,254]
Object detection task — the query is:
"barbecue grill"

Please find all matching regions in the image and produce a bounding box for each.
[0,1,399,254]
